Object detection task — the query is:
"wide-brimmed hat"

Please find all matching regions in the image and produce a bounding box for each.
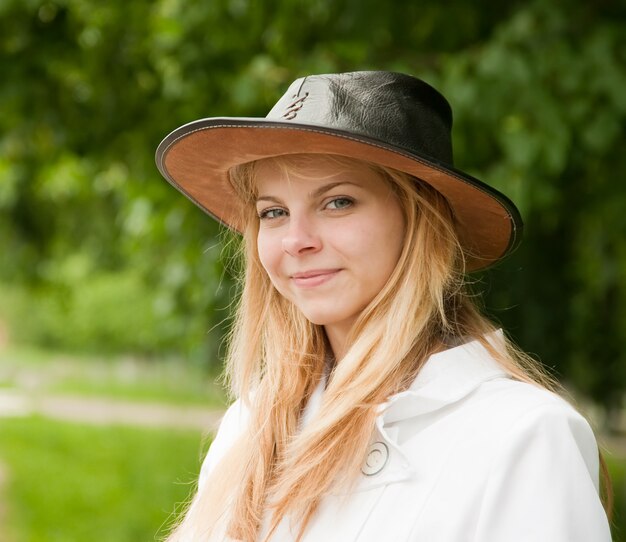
[155,71,522,271]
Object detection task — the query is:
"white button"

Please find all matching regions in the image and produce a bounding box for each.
[361,441,389,476]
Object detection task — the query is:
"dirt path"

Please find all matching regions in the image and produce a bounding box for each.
[0,389,224,431]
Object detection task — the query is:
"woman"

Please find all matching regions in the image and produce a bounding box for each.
[156,72,611,541]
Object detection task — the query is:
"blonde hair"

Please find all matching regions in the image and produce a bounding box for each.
[166,154,605,541]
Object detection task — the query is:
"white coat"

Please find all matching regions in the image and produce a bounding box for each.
[198,333,612,541]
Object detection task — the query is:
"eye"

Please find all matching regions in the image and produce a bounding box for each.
[258,207,288,220]
[325,197,354,210]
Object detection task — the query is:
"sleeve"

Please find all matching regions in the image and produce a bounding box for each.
[474,402,612,542]
[197,398,249,492]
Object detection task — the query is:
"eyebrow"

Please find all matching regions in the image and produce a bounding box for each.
[256,181,359,204]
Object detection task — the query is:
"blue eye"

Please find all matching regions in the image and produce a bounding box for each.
[258,207,288,220]
[326,197,353,210]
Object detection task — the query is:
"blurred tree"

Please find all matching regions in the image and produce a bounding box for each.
[0,0,625,411]
[430,0,626,413]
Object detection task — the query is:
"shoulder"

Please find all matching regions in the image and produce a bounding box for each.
[217,397,251,432]
[403,332,592,442]
[468,380,610,540]
[408,378,610,540]
[405,373,603,498]
[198,398,250,491]
[465,377,599,471]
[479,375,573,408]
[471,376,582,417]
[475,378,594,438]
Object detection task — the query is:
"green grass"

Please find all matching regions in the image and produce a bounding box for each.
[1,416,624,542]
[0,343,227,408]
[0,416,209,542]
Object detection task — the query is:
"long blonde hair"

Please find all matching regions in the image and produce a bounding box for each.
[166,154,603,541]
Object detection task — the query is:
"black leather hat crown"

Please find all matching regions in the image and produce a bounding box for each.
[156,71,522,271]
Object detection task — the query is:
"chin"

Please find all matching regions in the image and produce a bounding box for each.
[300,313,332,326]
[299,309,354,328]
[296,306,332,325]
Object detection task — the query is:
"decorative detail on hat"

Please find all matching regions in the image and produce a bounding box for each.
[282,92,309,120]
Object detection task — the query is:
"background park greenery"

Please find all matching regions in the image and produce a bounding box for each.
[1,0,625,540]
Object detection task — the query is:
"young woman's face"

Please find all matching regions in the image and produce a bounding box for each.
[255,158,405,336]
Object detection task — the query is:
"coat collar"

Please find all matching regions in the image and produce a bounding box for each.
[325,331,511,495]
[344,331,507,490]
[378,330,509,425]
[305,331,510,429]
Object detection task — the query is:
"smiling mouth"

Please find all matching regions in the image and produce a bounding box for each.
[291,269,341,287]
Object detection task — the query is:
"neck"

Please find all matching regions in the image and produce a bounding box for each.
[323,320,354,361]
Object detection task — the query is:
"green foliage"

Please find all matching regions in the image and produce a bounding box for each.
[0,0,625,403]
[2,274,168,353]
[429,1,626,406]
[0,416,206,542]
[607,453,626,542]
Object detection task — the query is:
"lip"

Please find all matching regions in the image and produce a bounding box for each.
[290,269,341,288]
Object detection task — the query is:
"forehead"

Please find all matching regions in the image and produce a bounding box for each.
[253,155,389,195]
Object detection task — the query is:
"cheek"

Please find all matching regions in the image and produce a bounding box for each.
[352,211,404,260]
[365,208,405,278]
[388,215,406,263]
[257,233,282,281]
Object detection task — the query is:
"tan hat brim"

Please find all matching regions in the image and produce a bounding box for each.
[156,118,522,272]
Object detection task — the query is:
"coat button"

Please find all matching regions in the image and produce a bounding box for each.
[361,441,389,476]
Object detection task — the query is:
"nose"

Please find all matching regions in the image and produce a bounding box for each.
[281,215,322,256]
